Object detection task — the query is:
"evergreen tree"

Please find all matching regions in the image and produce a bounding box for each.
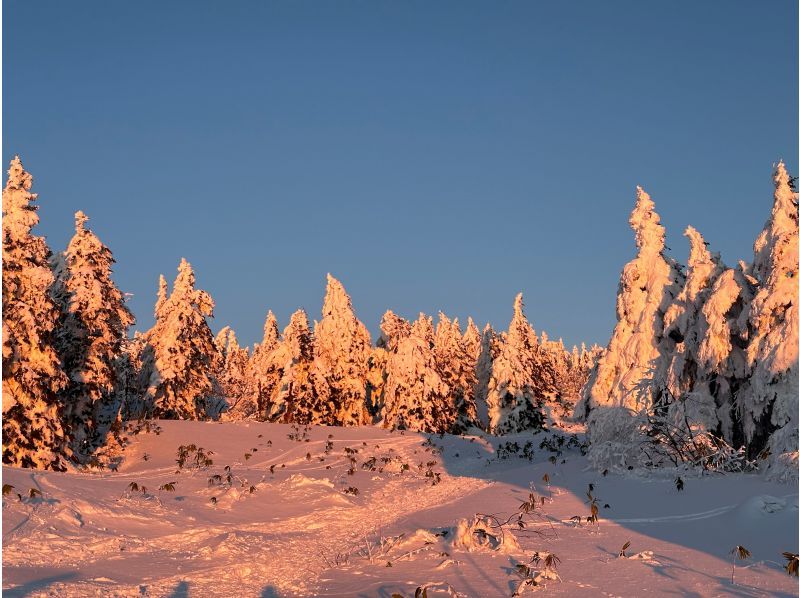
[576,186,684,418]
[53,211,134,460]
[434,313,478,433]
[144,259,218,419]
[2,157,71,469]
[214,326,250,414]
[741,161,798,471]
[229,310,282,420]
[473,323,497,430]
[273,309,321,424]
[382,313,448,432]
[486,294,545,434]
[654,226,726,440]
[312,274,372,426]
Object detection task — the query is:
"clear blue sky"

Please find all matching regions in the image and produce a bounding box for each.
[3,0,797,349]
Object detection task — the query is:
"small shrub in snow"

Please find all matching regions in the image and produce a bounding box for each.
[783,552,798,576]
[730,545,751,584]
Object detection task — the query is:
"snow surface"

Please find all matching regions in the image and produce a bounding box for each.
[3,420,797,597]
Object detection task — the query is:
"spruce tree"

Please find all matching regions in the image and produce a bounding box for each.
[434,313,478,433]
[53,211,134,459]
[312,274,371,426]
[576,186,684,418]
[382,313,448,432]
[273,309,321,424]
[741,161,798,470]
[230,310,282,420]
[486,294,545,434]
[214,327,249,414]
[144,259,218,419]
[2,157,71,469]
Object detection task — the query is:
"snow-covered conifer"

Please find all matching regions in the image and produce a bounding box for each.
[473,324,497,430]
[382,313,448,432]
[214,327,250,414]
[576,186,684,418]
[144,259,218,419]
[377,309,411,352]
[485,294,545,434]
[272,309,322,424]
[740,162,798,475]
[312,274,372,426]
[53,211,135,459]
[2,157,70,469]
[434,313,478,433]
[228,310,282,420]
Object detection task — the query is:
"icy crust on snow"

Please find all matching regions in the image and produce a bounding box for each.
[580,163,798,482]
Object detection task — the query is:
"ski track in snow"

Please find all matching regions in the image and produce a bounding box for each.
[3,421,798,598]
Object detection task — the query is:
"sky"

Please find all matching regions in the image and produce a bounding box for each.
[3,0,797,349]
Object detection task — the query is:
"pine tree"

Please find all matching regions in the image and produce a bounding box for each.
[312,274,372,426]
[377,309,412,352]
[2,157,71,469]
[741,161,798,471]
[695,263,754,443]
[486,294,545,434]
[144,259,218,419]
[273,309,321,424]
[229,310,282,420]
[214,327,250,414]
[434,313,478,433]
[52,211,134,460]
[576,186,684,419]
[382,313,448,432]
[473,323,497,430]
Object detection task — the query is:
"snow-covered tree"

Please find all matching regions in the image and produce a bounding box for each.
[576,186,684,418]
[382,313,448,432]
[214,326,250,414]
[53,211,134,460]
[695,263,754,443]
[473,323,497,430]
[312,274,372,426]
[227,310,282,420]
[377,309,411,352]
[144,259,218,419]
[740,162,798,475]
[2,157,71,469]
[272,309,321,424]
[486,294,545,434]
[434,313,478,433]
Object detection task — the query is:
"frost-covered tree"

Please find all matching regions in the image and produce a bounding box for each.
[650,226,727,436]
[577,186,684,418]
[368,310,412,421]
[214,326,250,413]
[434,313,478,433]
[740,162,798,474]
[2,157,71,469]
[382,313,448,432]
[377,309,411,352]
[227,310,282,420]
[462,317,482,363]
[144,259,218,419]
[53,211,135,460]
[272,309,322,424]
[695,263,754,444]
[486,294,545,434]
[312,274,372,426]
[473,323,497,430]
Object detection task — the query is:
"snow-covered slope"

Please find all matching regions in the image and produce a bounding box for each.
[3,421,797,597]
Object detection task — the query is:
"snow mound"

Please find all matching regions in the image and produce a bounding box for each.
[732,494,798,521]
[451,515,521,554]
[284,474,335,489]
